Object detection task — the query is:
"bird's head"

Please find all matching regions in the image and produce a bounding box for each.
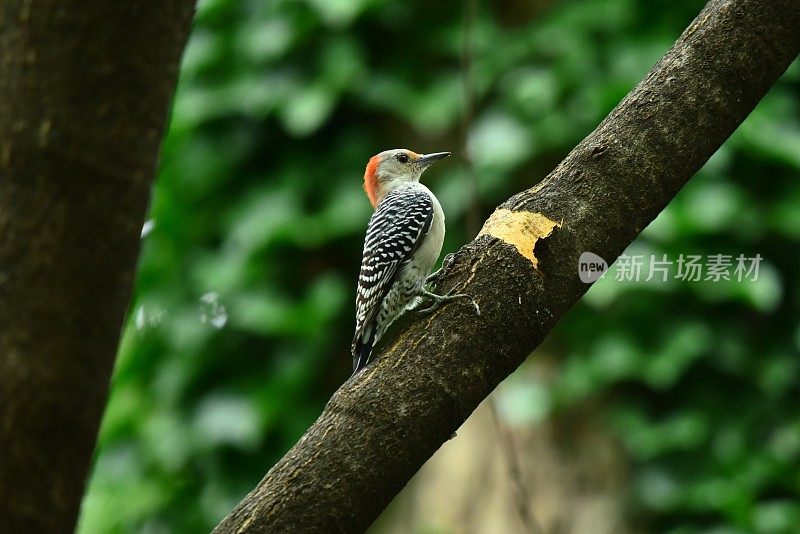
[363,149,450,208]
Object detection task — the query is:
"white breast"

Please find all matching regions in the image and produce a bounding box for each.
[410,182,445,276]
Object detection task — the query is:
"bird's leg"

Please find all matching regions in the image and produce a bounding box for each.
[426,253,456,287]
[415,287,480,316]
[418,253,480,315]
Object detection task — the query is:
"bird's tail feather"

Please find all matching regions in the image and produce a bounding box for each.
[352,327,376,375]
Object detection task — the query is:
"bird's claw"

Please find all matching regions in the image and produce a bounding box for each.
[420,255,480,315]
[416,290,480,316]
[426,253,456,286]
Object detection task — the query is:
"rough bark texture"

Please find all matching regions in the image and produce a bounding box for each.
[215,0,800,532]
[0,2,195,532]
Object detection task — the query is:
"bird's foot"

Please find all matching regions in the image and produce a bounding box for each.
[426,253,456,286]
[416,287,480,316]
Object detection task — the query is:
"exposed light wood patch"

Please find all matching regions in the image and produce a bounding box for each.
[478,208,560,269]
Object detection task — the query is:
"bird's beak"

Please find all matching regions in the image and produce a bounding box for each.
[416,151,451,167]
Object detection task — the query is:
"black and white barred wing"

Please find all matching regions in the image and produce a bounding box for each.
[351,188,433,368]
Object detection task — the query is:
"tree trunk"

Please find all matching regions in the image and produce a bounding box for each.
[213,0,800,532]
[0,2,195,531]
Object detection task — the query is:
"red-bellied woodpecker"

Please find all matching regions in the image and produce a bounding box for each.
[351,149,479,374]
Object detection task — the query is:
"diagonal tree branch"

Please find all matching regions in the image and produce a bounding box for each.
[215,0,800,532]
[0,2,195,531]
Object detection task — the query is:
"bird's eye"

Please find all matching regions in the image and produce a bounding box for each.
[396,153,409,163]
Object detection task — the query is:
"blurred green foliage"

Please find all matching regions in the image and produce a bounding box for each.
[78,0,800,532]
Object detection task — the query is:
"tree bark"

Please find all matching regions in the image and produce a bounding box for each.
[0,2,195,531]
[214,0,800,532]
